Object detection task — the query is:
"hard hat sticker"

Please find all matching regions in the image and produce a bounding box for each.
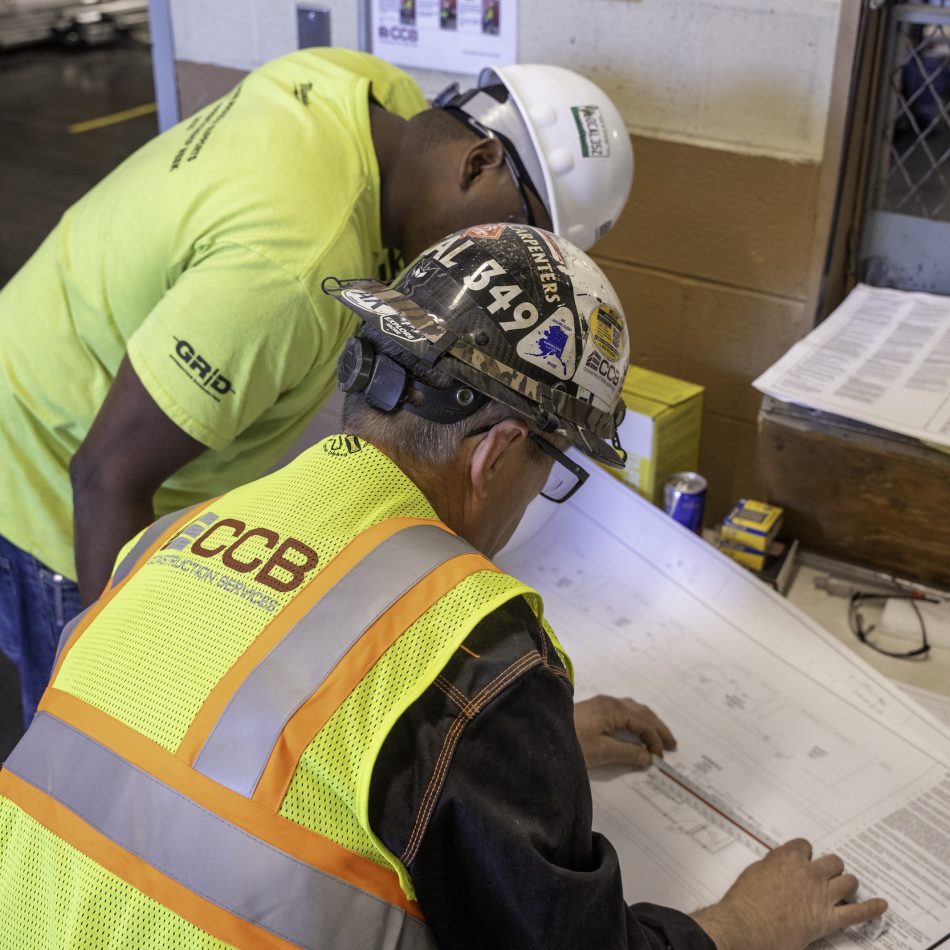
[571,105,610,159]
[516,307,577,379]
[339,288,424,342]
[576,304,625,405]
[464,224,507,240]
[379,313,425,342]
[590,305,624,361]
[579,349,622,395]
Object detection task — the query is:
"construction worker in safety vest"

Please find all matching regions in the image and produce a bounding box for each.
[0,49,634,732]
[0,226,886,949]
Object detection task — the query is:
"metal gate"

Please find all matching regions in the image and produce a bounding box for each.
[860,1,950,292]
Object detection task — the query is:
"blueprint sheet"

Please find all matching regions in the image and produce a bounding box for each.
[497,466,950,950]
[900,685,950,731]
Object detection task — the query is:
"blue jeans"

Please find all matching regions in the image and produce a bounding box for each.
[0,534,82,729]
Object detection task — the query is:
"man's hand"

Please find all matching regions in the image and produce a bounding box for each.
[691,838,887,950]
[573,694,676,770]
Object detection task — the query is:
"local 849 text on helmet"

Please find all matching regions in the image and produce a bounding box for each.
[324,223,629,467]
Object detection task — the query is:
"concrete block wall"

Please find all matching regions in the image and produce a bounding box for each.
[595,138,823,522]
[166,0,845,523]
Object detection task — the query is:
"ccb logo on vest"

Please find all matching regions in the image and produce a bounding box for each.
[163,513,319,594]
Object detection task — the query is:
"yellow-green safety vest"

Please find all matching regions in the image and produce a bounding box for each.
[0,437,569,948]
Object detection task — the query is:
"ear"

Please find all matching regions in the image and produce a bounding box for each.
[468,418,529,501]
[457,136,506,192]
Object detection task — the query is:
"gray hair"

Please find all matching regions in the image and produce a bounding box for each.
[342,327,539,466]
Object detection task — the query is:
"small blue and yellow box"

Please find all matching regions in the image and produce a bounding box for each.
[720,499,783,553]
[717,539,770,572]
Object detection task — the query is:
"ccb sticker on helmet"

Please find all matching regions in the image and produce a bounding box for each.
[516,307,577,379]
[591,305,624,361]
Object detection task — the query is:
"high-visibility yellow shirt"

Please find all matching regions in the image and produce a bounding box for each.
[0,49,427,578]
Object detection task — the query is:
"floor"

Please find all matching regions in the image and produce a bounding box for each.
[0,39,158,758]
[0,39,157,284]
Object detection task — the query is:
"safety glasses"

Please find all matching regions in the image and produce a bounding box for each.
[466,424,588,503]
[435,88,542,228]
[529,432,589,503]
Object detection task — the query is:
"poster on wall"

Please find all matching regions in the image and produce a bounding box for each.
[370,0,516,74]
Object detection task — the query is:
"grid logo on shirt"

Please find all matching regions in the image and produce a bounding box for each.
[170,337,235,402]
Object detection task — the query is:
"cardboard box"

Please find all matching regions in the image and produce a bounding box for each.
[721,499,783,552]
[759,396,950,588]
[605,366,704,505]
[717,539,769,572]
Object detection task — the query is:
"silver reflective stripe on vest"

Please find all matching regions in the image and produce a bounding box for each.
[194,524,475,798]
[6,712,435,950]
[53,603,94,667]
[111,505,209,587]
[53,506,210,666]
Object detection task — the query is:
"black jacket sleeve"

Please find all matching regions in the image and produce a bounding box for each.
[369,597,716,950]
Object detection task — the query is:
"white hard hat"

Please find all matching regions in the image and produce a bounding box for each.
[437,65,634,252]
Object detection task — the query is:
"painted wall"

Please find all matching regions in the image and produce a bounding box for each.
[168,0,359,80]
[168,0,841,163]
[166,0,848,523]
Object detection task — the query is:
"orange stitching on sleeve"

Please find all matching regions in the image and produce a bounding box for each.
[459,651,540,720]
[400,651,543,866]
[458,644,480,659]
[433,678,455,701]
[400,715,467,866]
[435,675,469,710]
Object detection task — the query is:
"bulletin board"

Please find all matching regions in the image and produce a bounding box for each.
[368,0,516,73]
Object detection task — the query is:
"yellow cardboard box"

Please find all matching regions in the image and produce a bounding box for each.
[717,539,769,572]
[604,365,704,505]
[720,499,783,552]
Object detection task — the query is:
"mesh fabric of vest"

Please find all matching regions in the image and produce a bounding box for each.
[4,438,547,938]
[281,569,538,898]
[54,440,438,751]
[0,803,229,949]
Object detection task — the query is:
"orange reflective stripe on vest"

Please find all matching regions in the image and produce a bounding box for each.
[4,709,434,949]
[10,511,509,948]
[176,515,448,764]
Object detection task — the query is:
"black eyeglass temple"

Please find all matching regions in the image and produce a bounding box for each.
[439,105,543,227]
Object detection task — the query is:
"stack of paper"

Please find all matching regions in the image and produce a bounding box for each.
[753,284,950,449]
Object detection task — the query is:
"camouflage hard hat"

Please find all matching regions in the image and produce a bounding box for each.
[323,223,629,467]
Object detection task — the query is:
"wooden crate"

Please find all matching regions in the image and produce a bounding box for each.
[758,397,950,589]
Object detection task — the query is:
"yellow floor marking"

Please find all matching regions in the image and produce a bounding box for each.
[68,102,157,135]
